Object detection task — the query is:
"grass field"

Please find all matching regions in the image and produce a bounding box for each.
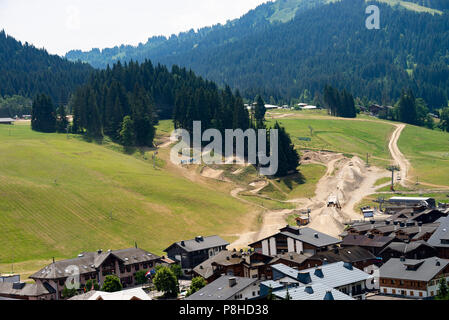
[0,123,254,273]
[267,117,396,167]
[398,125,449,187]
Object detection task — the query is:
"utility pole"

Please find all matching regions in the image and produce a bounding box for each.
[152,152,158,169]
[387,165,400,191]
[366,153,370,167]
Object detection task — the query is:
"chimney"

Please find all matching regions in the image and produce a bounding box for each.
[314,233,319,239]
[314,268,324,278]
[229,277,237,288]
[370,220,376,225]
[304,286,314,294]
[97,249,102,255]
[324,291,335,301]
[436,259,441,267]
[181,241,185,246]
[386,221,391,225]
[297,272,312,284]
[343,262,353,270]
[400,256,406,262]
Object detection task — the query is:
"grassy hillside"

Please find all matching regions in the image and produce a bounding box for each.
[0,123,254,269]
[267,116,396,167]
[398,125,449,186]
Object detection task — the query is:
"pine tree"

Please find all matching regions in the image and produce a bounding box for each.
[55,105,69,133]
[31,94,56,133]
[119,116,135,147]
[254,95,266,129]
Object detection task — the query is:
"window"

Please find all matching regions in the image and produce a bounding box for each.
[410,291,414,296]
[135,264,140,271]
[126,266,131,273]
[392,289,396,294]
[419,292,423,297]
[384,289,387,294]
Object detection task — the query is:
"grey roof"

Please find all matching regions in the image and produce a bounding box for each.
[30,248,160,280]
[251,226,341,248]
[165,235,229,253]
[380,241,435,255]
[185,276,258,300]
[272,262,372,288]
[68,291,98,300]
[379,257,449,282]
[0,118,15,123]
[307,246,376,264]
[276,252,310,265]
[273,283,354,301]
[341,234,394,248]
[428,216,449,248]
[0,282,54,297]
[193,251,233,279]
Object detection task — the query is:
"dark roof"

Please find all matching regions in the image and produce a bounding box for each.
[186,276,258,300]
[379,241,435,255]
[379,257,449,282]
[341,235,394,248]
[0,282,54,297]
[193,251,279,280]
[250,226,341,248]
[428,216,449,248]
[307,246,376,264]
[30,248,160,280]
[276,252,310,265]
[165,235,229,253]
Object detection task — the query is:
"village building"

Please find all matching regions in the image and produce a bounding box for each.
[269,262,373,300]
[301,246,379,272]
[341,234,394,256]
[29,247,167,300]
[379,257,449,298]
[0,282,55,300]
[69,287,151,300]
[379,241,437,262]
[388,197,436,209]
[249,226,341,256]
[427,216,449,259]
[260,281,354,300]
[192,250,278,283]
[0,274,20,283]
[164,235,229,275]
[186,276,260,300]
[0,117,15,125]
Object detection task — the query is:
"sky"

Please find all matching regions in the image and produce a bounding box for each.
[0,0,270,56]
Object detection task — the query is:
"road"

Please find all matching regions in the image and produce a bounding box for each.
[388,124,410,187]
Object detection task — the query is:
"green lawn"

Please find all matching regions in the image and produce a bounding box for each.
[398,125,449,187]
[0,123,252,268]
[267,117,395,167]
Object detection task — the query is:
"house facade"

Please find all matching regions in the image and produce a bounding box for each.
[249,226,341,257]
[379,257,449,298]
[30,247,168,300]
[164,235,229,274]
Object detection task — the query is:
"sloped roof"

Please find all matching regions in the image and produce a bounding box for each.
[272,262,372,288]
[69,288,151,300]
[250,226,341,248]
[428,216,449,248]
[0,282,54,297]
[380,241,435,255]
[379,257,449,282]
[308,246,376,264]
[273,282,354,301]
[165,236,229,253]
[342,234,394,248]
[30,248,160,280]
[186,276,258,300]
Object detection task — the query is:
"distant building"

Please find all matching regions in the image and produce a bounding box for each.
[379,241,437,262]
[427,216,449,259]
[249,226,342,256]
[164,235,229,275]
[341,234,395,256]
[0,274,20,283]
[0,118,15,125]
[379,257,449,298]
[388,197,436,209]
[186,275,259,300]
[268,262,373,300]
[192,250,278,283]
[30,247,167,300]
[69,288,151,300]
[0,282,55,300]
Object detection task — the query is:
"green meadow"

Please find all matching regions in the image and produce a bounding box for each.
[0,123,253,270]
[398,125,449,187]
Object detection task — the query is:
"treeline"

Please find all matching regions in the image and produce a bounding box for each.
[68,60,299,176]
[0,30,93,104]
[374,89,435,129]
[323,86,357,118]
[0,95,32,118]
[31,94,68,133]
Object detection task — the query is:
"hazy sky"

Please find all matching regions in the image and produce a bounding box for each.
[0,0,270,56]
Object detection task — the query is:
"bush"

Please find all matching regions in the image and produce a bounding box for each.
[153,266,178,297]
[101,275,122,293]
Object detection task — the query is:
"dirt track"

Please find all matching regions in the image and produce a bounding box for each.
[389,124,410,187]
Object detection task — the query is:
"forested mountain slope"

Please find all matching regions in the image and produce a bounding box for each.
[0,31,93,104]
[66,0,449,108]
